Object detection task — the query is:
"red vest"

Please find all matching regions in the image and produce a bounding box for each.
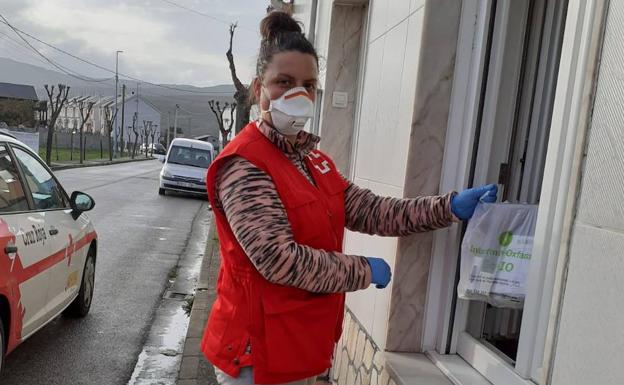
[201,122,349,384]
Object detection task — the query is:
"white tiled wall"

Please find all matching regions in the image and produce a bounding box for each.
[368,0,389,43]
[345,2,427,350]
[410,0,426,13]
[551,1,624,384]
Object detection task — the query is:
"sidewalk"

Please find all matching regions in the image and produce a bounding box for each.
[178,220,220,385]
[50,156,156,171]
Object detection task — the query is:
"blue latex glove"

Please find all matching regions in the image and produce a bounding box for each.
[451,184,498,220]
[366,257,392,289]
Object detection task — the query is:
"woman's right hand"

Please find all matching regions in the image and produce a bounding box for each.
[451,184,498,220]
[366,257,392,289]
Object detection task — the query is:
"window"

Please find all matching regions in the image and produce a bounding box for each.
[0,144,29,213]
[167,145,212,168]
[453,0,568,375]
[12,147,68,210]
[423,0,601,384]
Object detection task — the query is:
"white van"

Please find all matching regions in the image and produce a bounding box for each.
[159,138,214,196]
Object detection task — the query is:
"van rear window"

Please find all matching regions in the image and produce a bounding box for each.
[167,146,212,168]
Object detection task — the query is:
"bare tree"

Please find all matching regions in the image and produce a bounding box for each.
[131,113,140,159]
[44,84,70,165]
[104,107,117,162]
[142,120,152,157]
[208,100,236,149]
[150,125,158,156]
[77,100,94,164]
[226,23,250,134]
[126,128,133,157]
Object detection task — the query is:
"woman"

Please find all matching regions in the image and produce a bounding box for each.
[202,11,497,385]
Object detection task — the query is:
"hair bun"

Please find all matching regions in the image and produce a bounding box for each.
[260,11,302,40]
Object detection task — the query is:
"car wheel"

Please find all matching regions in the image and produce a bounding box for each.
[63,247,95,318]
[0,316,5,374]
[158,188,166,196]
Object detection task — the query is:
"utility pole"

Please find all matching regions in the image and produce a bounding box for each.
[114,50,123,158]
[120,84,126,157]
[136,82,140,117]
[166,111,171,147]
[173,104,179,139]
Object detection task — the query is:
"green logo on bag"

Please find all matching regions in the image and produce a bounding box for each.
[499,231,513,247]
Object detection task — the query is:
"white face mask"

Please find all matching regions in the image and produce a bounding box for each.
[263,86,314,136]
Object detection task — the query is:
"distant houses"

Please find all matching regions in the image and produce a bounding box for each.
[0,82,41,129]
[35,92,163,155]
[53,95,97,134]
[52,94,162,137]
[111,94,162,142]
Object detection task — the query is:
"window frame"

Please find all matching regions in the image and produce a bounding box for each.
[422,0,606,384]
[9,143,72,212]
[348,2,372,181]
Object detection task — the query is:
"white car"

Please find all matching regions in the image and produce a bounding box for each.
[0,132,97,373]
[159,138,214,196]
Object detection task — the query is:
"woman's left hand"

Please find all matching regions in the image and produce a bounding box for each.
[451,184,498,220]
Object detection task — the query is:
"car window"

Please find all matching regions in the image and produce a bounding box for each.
[0,144,29,213]
[167,145,212,168]
[12,147,69,210]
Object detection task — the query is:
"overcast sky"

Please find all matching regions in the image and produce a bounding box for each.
[0,0,269,87]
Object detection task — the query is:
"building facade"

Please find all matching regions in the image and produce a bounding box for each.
[293,1,619,385]
[55,96,97,133]
[90,94,162,152]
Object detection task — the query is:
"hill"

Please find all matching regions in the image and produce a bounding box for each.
[0,57,238,139]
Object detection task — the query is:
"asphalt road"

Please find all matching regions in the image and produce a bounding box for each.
[1,160,207,385]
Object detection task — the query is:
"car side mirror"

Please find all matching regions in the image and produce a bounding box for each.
[70,191,95,220]
[158,155,166,163]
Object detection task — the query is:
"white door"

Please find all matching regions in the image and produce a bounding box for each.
[0,143,52,339]
[10,146,84,322]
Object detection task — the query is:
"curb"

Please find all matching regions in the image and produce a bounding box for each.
[50,156,157,171]
[177,218,220,385]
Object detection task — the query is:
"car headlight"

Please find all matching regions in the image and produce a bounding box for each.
[161,169,172,178]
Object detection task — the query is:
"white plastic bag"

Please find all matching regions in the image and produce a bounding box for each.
[457,203,538,308]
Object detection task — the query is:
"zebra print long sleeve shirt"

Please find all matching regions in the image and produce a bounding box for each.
[214,121,457,294]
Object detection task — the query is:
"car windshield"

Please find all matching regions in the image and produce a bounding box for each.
[167,145,212,168]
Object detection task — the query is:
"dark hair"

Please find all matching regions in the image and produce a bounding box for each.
[256,11,318,78]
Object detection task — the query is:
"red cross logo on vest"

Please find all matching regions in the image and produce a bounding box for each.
[308,151,331,174]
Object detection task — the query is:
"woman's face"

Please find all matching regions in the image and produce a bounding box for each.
[254,51,318,124]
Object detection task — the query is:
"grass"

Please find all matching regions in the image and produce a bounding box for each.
[38,147,109,162]
[38,147,150,162]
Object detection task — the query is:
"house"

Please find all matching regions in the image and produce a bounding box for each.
[0,82,38,101]
[294,1,618,385]
[93,94,162,151]
[0,82,39,128]
[54,96,97,133]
